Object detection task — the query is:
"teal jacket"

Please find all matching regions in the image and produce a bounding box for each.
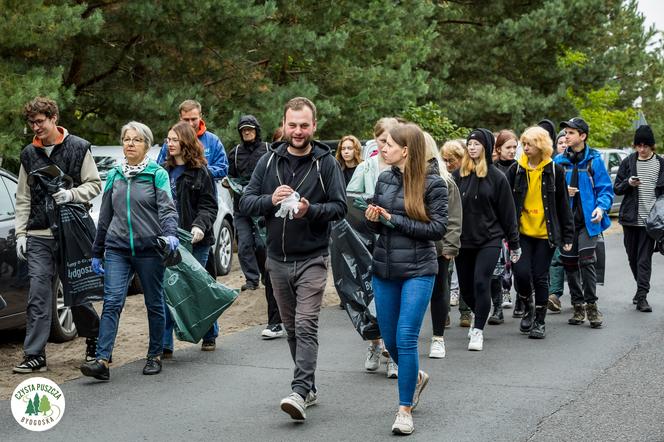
[92,160,178,257]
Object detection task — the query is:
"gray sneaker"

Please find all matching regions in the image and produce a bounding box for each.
[364,344,381,371]
[386,359,398,379]
[305,389,318,408]
[280,392,306,420]
[392,410,414,435]
[411,370,430,411]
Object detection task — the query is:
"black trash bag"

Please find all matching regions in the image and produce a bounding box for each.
[646,195,664,241]
[329,219,381,341]
[345,194,376,252]
[29,165,104,306]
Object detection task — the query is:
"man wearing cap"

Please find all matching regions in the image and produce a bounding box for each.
[613,125,664,312]
[554,117,613,328]
[157,99,228,180]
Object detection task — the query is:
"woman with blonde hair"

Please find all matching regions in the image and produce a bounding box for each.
[440,139,465,173]
[365,123,448,434]
[453,128,520,351]
[422,132,461,358]
[506,126,573,339]
[347,117,398,195]
[336,135,363,185]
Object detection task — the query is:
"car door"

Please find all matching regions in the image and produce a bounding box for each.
[0,173,27,322]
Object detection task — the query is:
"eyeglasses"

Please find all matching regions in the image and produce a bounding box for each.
[27,118,49,128]
[442,158,455,163]
[164,137,180,144]
[122,138,145,145]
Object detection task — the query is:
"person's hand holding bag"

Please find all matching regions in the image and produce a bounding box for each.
[191,227,204,244]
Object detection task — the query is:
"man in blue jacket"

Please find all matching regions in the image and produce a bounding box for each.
[554,117,614,328]
[157,99,228,180]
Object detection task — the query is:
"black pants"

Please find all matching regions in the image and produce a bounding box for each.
[455,247,500,330]
[235,214,261,285]
[255,246,281,325]
[623,225,655,299]
[513,235,556,306]
[560,227,598,305]
[430,256,451,336]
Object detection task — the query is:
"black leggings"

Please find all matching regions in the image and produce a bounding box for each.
[512,235,555,306]
[455,247,501,330]
[430,256,451,336]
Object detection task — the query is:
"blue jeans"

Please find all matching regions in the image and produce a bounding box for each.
[372,274,435,407]
[162,244,218,351]
[97,250,166,360]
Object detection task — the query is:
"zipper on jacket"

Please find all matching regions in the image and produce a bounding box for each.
[126,177,135,256]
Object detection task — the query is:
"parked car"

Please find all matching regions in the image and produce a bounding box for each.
[90,145,235,275]
[0,168,76,341]
[597,148,629,214]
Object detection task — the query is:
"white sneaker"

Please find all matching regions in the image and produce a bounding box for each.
[429,336,446,359]
[450,290,459,306]
[502,290,513,308]
[392,410,414,435]
[386,359,398,378]
[261,323,286,339]
[280,392,306,420]
[364,344,381,371]
[304,389,318,408]
[467,318,475,338]
[468,328,484,351]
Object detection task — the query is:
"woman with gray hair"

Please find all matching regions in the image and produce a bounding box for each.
[80,121,179,380]
[423,132,462,358]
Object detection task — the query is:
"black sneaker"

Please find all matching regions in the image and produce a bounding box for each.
[143,356,162,375]
[201,340,216,351]
[80,359,110,380]
[85,337,97,362]
[241,282,259,291]
[13,355,47,374]
[636,298,652,312]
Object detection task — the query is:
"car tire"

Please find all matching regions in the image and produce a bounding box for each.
[48,276,77,343]
[215,218,233,276]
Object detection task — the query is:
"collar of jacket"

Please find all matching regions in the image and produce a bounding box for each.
[113,159,160,179]
[32,126,67,147]
[272,140,331,161]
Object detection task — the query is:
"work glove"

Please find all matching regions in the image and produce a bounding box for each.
[92,257,104,275]
[52,188,74,205]
[510,247,522,263]
[591,207,604,223]
[191,227,204,244]
[16,235,27,261]
[166,235,180,252]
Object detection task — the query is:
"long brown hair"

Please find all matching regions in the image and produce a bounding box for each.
[335,135,363,169]
[494,129,517,158]
[390,123,429,222]
[166,121,207,169]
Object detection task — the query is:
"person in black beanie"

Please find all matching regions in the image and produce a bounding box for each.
[453,128,520,351]
[228,115,285,339]
[614,125,664,312]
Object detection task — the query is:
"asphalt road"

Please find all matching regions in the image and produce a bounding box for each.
[1,231,663,441]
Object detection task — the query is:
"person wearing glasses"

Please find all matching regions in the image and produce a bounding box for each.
[80,121,179,380]
[161,122,218,357]
[13,97,102,374]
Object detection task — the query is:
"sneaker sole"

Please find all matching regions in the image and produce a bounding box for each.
[80,365,109,380]
[387,372,398,379]
[13,366,47,374]
[261,334,285,340]
[589,323,603,328]
[365,365,380,371]
[201,346,216,351]
[280,402,306,420]
[568,320,585,325]
[428,352,445,359]
[488,318,504,325]
[468,344,483,351]
[392,426,414,435]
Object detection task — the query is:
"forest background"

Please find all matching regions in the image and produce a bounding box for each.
[1,0,663,164]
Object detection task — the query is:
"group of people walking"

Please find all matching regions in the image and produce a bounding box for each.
[10,94,663,437]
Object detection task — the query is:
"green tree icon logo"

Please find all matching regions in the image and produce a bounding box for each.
[32,393,40,413]
[25,398,37,416]
[39,395,51,415]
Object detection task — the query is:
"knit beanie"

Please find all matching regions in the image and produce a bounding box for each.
[634,125,655,146]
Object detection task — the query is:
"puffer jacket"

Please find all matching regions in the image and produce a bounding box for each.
[92,160,178,257]
[367,165,448,279]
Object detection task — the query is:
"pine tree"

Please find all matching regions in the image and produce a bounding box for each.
[38,395,51,415]
[32,393,40,413]
[25,398,36,416]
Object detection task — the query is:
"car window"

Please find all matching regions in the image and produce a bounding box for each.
[608,153,622,171]
[94,156,121,180]
[2,176,17,207]
[0,178,15,220]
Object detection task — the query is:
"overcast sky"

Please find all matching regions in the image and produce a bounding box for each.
[638,0,663,32]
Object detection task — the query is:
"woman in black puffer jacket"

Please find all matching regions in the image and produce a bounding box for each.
[364,123,448,435]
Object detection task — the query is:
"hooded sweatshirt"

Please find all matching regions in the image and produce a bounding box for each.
[453,128,519,249]
[517,154,552,239]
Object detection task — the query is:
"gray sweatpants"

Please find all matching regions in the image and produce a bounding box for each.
[266,255,328,399]
[24,236,99,356]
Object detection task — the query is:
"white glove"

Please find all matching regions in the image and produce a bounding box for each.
[52,188,73,205]
[591,207,604,223]
[510,248,522,263]
[275,192,300,219]
[16,235,27,261]
[191,226,204,244]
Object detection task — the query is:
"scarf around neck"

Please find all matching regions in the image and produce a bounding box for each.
[122,156,149,178]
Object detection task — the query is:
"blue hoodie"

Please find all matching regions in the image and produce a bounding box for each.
[553,145,614,236]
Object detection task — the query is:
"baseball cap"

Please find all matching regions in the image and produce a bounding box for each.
[239,123,256,130]
[560,117,589,135]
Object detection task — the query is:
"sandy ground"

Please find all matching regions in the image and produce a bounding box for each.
[0,257,341,400]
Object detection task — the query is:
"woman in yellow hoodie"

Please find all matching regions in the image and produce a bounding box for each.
[506,127,574,339]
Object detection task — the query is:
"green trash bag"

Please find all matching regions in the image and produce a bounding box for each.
[163,246,239,343]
